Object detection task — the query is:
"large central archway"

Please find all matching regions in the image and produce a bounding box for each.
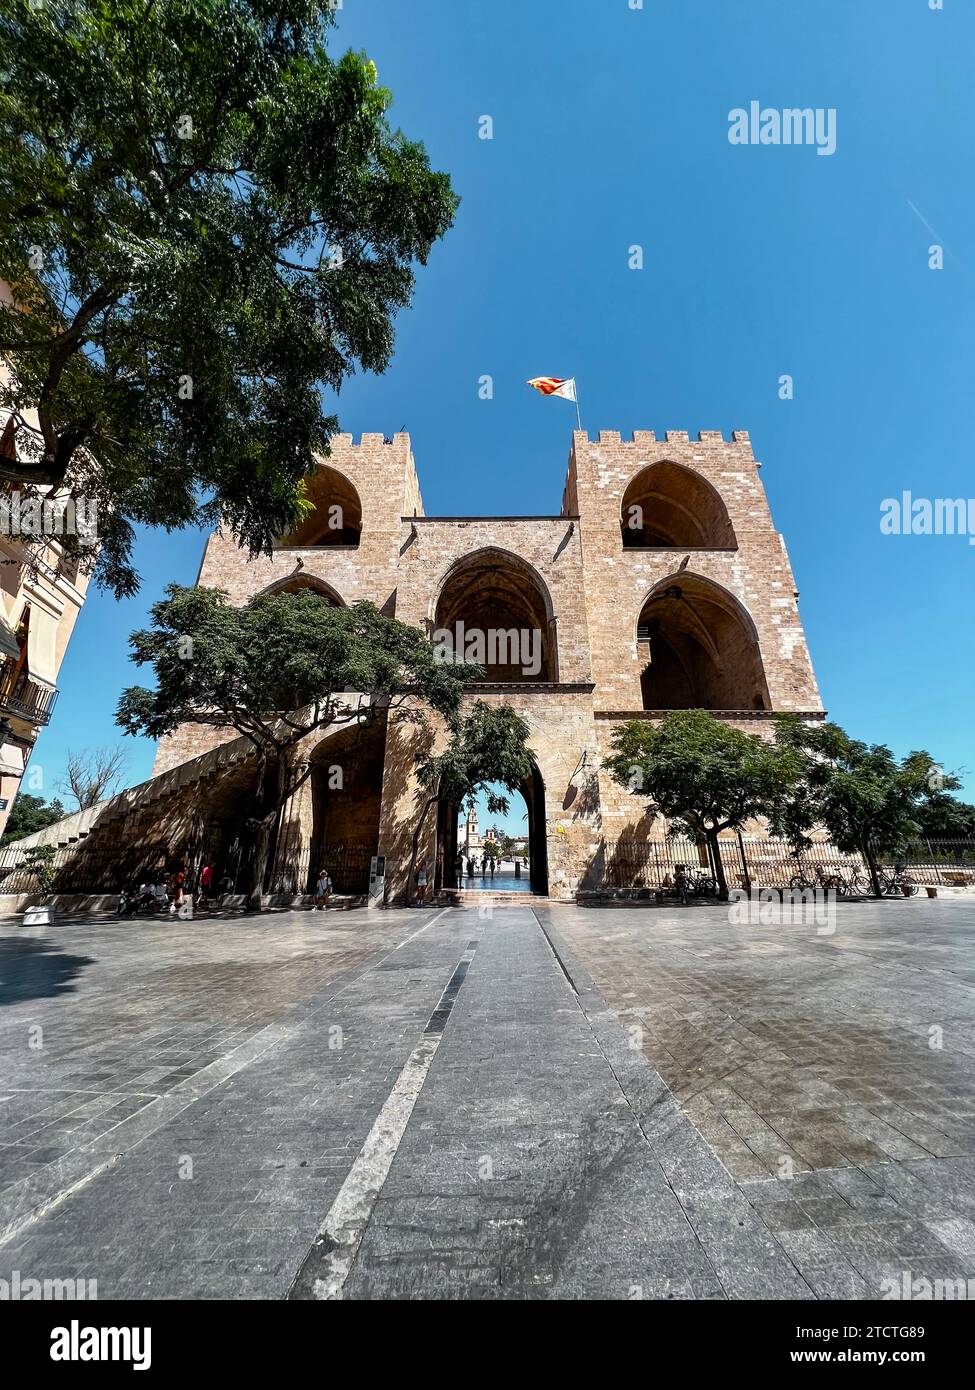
[436,763,549,896]
[434,549,557,683]
[638,574,771,711]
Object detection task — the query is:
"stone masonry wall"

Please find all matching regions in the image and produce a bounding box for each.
[153,433,422,775]
[566,430,823,715]
[147,427,825,899]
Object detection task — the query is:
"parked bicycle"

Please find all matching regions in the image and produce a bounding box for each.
[878,865,919,897]
[669,865,718,902]
[788,863,870,896]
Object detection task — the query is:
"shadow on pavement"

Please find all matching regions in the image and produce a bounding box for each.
[0,936,95,1005]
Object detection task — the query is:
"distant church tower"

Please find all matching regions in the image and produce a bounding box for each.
[461,804,480,855]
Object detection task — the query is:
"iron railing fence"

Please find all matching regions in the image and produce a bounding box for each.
[592,837,975,894]
[265,845,373,897]
[0,841,375,897]
[0,843,175,895]
[0,836,971,899]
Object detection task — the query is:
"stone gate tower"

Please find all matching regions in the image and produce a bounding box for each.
[143,426,824,902]
[10,427,826,899]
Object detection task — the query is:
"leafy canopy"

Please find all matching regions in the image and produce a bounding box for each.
[415,701,535,816]
[116,585,482,750]
[917,791,975,840]
[0,0,457,593]
[605,709,798,838]
[773,716,955,857]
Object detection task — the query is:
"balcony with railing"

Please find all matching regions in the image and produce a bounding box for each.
[0,657,58,725]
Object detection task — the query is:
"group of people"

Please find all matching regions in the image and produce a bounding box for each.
[457,851,528,878]
[460,853,499,877]
[408,849,529,905]
[117,867,188,917]
[117,862,237,917]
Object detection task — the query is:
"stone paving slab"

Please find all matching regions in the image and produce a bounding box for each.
[0,907,472,1296]
[540,898,975,1299]
[0,907,452,1251]
[1,899,974,1300]
[345,908,813,1299]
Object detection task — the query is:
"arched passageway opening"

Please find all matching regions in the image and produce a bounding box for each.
[638,575,770,711]
[265,719,386,897]
[260,575,344,605]
[621,462,737,549]
[277,464,362,547]
[434,550,556,683]
[436,766,548,896]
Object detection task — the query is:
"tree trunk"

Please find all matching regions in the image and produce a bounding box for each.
[707,829,729,901]
[246,751,294,913]
[247,812,277,913]
[863,839,882,898]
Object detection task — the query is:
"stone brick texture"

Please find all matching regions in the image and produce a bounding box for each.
[143,429,825,901]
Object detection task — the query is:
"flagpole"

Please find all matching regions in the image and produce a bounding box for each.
[574,385,582,433]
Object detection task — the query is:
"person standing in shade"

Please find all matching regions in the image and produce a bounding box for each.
[415,861,429,906]
[199,862,214,905]
[314,867,332,911]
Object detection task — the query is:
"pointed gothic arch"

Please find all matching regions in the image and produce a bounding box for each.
[621,460,737,549]
[637,572,770,711]
[277,463,362,548]
[433,547,557,683]
[257,574,345,606]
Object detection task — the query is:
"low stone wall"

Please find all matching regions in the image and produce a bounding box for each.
[0,891,368,918]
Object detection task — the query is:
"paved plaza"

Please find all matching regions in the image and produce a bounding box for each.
[1,899,974,1299]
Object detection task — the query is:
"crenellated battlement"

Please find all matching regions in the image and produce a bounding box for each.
[326,431,413,451]
[571,428,753,448]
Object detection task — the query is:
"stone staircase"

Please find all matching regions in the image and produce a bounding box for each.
[439,890,545,909]
[1,732,258,855]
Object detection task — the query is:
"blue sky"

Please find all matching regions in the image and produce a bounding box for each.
[32,0,974,808]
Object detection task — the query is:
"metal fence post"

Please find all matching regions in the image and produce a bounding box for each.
[737,829,751,896]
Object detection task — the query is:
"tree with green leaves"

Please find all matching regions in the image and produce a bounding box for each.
[1,792,66,845]
[0,0,457,594]
[21,843,58,899]
[116,585,480,910]
[406,703,534,903]
[605,709,800,900]
[916,790,975,840]
[773,717,955,897]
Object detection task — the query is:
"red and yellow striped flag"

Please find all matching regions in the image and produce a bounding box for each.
[526,376,577,402]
